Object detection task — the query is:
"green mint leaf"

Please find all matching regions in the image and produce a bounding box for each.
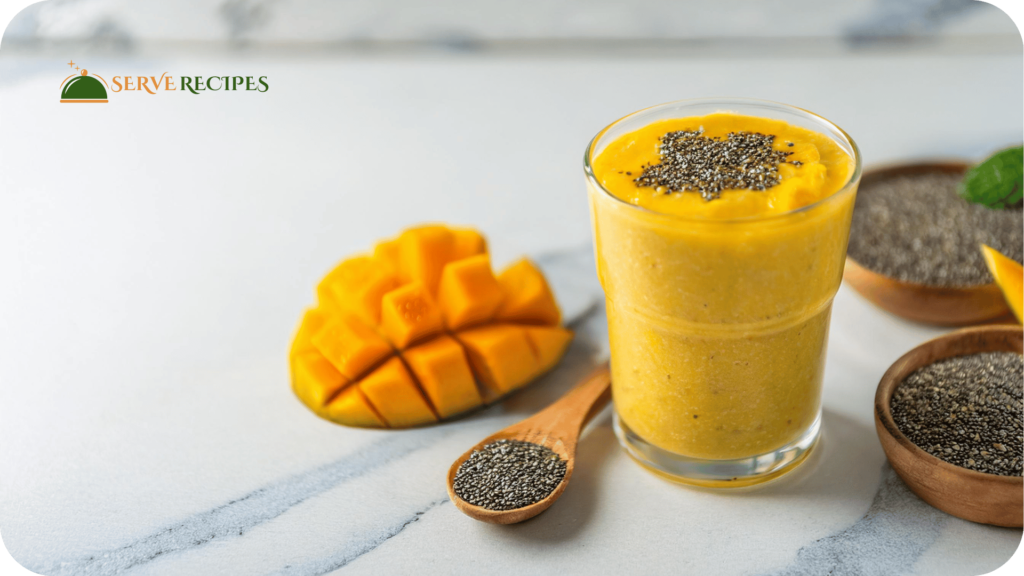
[958,146,1024,209]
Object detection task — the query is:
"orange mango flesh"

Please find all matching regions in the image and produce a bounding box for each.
[373,237,403,274]
[325,386,386,428]
[456,324,539,399]
[403,335,482,419]
[311,315,393,381]
[289,307,329,381]
[399,225,455,294]
[494,258,562,325]
[451,227,488,261]
[289,224,572,428]
[317,256,400,326]
[524,326,575,374]
[359,357,438,427]
[982,244,1024,323]
[292,351,348,409]
[380,281,444,349]
[438,254,503,330]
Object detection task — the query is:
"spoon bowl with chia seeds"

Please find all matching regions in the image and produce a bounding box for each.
[844,161,1019,326]
[875,324,1023,527]
[447,364,611,524]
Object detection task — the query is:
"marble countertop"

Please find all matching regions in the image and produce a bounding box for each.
[1,45,1022,575]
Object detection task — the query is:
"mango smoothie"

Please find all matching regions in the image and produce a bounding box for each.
[585,99,860,486]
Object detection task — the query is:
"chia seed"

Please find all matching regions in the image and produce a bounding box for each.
[633,129,792,201]
[891,351,1023,476]
[848,171,1023,287]
[452,439,567,511]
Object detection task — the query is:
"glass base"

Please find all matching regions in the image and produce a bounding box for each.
[614,411,821,488]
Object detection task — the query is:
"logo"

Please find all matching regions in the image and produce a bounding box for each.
[60,60,108,103]
[58,59,271,103]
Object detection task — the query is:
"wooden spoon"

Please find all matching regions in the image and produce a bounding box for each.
[446,363,612,524]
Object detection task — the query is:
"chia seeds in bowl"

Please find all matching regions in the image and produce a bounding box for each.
[891,351,1023,476]
[847,170,1023,287]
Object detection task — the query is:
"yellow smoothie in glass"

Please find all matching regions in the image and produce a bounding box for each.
[585,100,859,485]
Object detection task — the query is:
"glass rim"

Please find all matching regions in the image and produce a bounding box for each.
[583,97,863,224]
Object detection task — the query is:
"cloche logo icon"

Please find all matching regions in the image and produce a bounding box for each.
[60,60,108,103]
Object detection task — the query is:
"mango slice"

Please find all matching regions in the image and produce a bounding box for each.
[380,281,444,349]
[291,224,573,428]
[399,225,455,294]
[403,335,482,419]
[456,324,537,399]
[293,351,348,408]
[312,315,393,381]
[438,255,504,330]
[494,258,562,326]
[524,326,575,375]
[359,357,438,427]
[981,244,1023,323]
[325,386,386,428]
[317,256,400,326]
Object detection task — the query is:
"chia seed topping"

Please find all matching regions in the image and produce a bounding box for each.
[891,351,1023,476]
[633,129,793,201]
[848,171,1024,287]
[453,439,567,511]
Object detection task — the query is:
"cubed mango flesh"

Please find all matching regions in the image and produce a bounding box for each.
[456,324,538,399]
[293,351,348,408]
[312,315,393,381]
[524,326,574,376]
[358,357,438,427]
[289,308,329,380]
[451,227,488,261]
[438,255,504,330]
[291,224,572,428]
[373,237,402,274]
[494,258,561,326]
[403,335,482,419]
[325,386,386,428]
[399,226,455,294]
[380,281,444,349]
[317,256,400,326]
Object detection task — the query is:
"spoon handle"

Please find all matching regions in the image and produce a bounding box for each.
[520,362,611,440]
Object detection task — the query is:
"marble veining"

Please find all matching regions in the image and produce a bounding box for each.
[36,430,453,576]
[763,464,949,576]
[271,499,449,576]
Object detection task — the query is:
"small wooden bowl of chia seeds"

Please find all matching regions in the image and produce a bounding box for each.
[874,325,1023,527]
[845,161,1022,326]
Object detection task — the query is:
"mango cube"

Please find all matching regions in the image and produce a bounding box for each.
[317,256,400,326]
[456,324,537,399]
[380,281,444,349]
[358,357,438,427]
[524,326,574,376]
[325,386,385,428]
[494,258,561,326]
[289,308,329,379]
[398,226,455,294]
[451,227,487,261]
[373,237,402,274]
[293,351,348,408]
[438,255,504,330]
[403,335,482,418]
[312,315,393,381]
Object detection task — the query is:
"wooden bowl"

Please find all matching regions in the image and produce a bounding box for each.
[874,325,1023,527]
[844,161,1011,326]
